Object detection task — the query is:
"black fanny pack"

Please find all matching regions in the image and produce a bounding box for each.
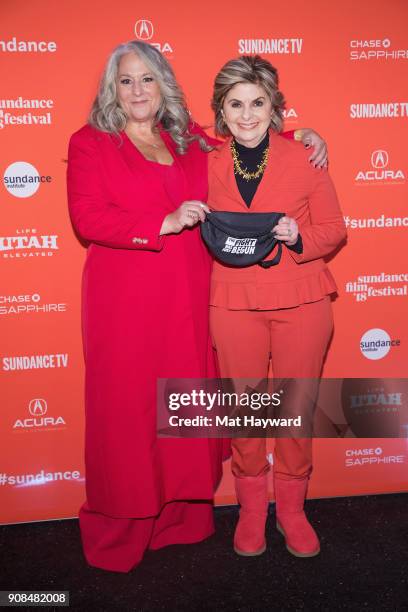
[201,211,285,268]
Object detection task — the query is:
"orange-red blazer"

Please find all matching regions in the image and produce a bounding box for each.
[207,130,347,310]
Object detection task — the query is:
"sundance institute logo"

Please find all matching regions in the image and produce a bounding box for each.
[3,161,52,198]
[360,328,400,360]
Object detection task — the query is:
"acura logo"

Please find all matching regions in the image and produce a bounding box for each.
[135,19,154,40]
[371,150,389,169]
[29,398,47,416]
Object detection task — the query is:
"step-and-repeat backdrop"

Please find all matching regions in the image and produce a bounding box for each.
[1,0,407,524]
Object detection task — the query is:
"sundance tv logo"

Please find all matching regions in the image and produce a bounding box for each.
[134,19,173,54]
[350,38,407,61]
[360,328,400,360]
[3,162,52,198]
[355,150,405,184]
[2,352,68,371]
[13,398,66,431]
[238,37,303,54]
[350,101,408,119]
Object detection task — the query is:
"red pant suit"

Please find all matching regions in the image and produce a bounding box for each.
[207,129,347,481]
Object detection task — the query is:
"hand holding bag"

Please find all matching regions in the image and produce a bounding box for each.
[200,210,285,268]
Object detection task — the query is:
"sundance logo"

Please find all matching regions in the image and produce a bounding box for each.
[2,353,68,371]
[0,97,53,130]
[360,328,400,360]
[350,102,408,119]
[0,37,57,53]
[134,19,173,54]
[345,272,408,302]
[238,38,302,54]
[344,214,408,230]
[3,162,52,198]
[13,399,66,430]
[355,150,405,184]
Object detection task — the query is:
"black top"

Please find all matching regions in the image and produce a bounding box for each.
[233,132,269,207]
[233,134,303,254]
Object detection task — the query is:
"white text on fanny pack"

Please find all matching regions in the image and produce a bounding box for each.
[222,237,257,255]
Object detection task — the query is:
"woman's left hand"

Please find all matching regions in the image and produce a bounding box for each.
[299,128,328,168]
[272,216,299,246]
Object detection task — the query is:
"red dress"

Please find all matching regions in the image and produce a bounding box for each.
[67,124,225,572]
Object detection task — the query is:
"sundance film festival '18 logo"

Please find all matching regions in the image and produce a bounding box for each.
[13,398,66,431]
[345,272,408,302]
[0,97,53,130]
[134,19,173,54]
[3,162,52,198]
[355,150,405,184]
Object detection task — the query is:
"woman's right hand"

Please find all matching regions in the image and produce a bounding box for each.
[160,201,210,235]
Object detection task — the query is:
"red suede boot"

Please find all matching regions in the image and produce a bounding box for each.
[233,474,268,556]
[274,476,320,558]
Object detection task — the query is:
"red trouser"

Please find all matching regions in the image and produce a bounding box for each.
[210,297,333,480]
[79,501,214,573]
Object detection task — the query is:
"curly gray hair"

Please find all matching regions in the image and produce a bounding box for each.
[89,40,210,154]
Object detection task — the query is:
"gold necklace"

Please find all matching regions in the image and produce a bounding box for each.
[231,139,269,181]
